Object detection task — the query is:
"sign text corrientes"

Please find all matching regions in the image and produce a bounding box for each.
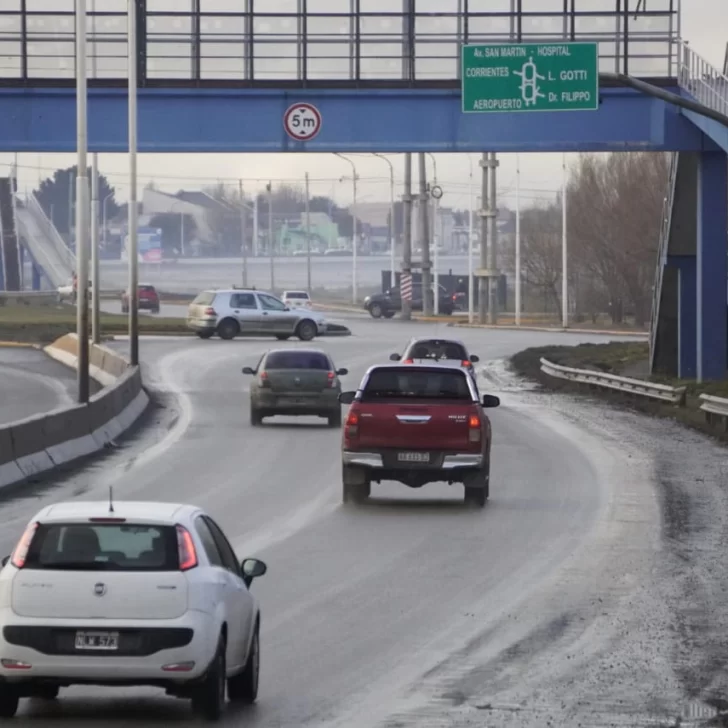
[461,42,599,113]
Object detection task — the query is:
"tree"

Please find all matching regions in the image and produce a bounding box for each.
[148,213,197,254]
[34,166,120,237]
[567,152,668,324]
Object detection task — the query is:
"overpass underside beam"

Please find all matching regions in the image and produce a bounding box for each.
[660,151,728,381]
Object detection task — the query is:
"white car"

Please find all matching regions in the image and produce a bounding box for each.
[281,290,313,310]
[0,500,267,721]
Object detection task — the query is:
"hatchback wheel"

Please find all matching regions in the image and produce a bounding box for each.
[0,685,19,718]
[192,636,226,720]
[217,318,239,340]
[296,320,317,341]
[327,409,342,428]
[228,623,259,703]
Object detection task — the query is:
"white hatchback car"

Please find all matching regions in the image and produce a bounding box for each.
[0,501,267,721]
[281,290,313,310]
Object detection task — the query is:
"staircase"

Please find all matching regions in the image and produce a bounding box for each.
[0,177,20,290]
[676,40,728,120]
[649,152,678,374]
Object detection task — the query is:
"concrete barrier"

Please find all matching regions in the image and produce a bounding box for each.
[0,334,149,489]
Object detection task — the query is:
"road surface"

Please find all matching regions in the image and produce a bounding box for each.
[1,319,725,726]
[0,347,79,425]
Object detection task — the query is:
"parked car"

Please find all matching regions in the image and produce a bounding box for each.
[281,290,313,310]
[243,348,347,426]
[121,284,160,314]
[187,288,328,341]
[0,500,267,720]
[363,284,454,318]
[339,363,499,507]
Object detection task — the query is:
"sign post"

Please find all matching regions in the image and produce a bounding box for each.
[461,42,599,114]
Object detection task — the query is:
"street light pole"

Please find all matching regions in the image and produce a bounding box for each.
[468,155,474,324]
[334,153,359,304]
[562,153,568,328]
[304,171,312,291]
[128,0,139,366]
[427,153,439,315]
[267,182,274,291]
[90,0,100,345]
[515,154,521,326]
[238,179,247,288]
[373,153,396,289]
[75,0,90,403]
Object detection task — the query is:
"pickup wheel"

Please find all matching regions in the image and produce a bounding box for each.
[383,310,395,319]
[463,465,490,508]
[369,303,383,318]
[342,465,370,504]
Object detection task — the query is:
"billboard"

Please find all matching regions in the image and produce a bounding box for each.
[121,227,163,263]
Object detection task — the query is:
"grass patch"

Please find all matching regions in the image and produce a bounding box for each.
[0,305,188,344]
[511,341,728,445]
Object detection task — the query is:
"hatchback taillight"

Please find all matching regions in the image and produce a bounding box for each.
[259,371,271,388]
[462,360,471,368]
[11,522,39,569]
[403,359,413,364]
[204,307,216,316]
[326,371,336,388]
[176,525,198,571]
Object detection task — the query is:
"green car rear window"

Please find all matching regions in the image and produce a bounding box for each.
[265,351,330,370]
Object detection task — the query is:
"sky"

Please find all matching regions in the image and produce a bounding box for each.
[3,1,726,213]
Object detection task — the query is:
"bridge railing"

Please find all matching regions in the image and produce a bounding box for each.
[677,40,728,118]
[0,1,680,86]
[25,193,76,274]
[649,150,678,370]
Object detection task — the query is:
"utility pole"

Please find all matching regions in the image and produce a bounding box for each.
[75,0,90,403]
[487,152,499,325]
[127,0,139,366]
[267,182,274,291]
[418,153,432,316]
[305,172,312,291]
[478,153,488,324]
[401,153,413,320]
[239,179,248,288]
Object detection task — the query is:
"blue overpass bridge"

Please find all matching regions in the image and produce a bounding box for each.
[0,1,725,380]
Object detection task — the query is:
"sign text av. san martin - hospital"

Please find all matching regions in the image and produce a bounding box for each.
[461,42,599,113]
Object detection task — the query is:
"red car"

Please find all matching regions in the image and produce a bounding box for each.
[338,363,500,508]
[121,284,160,314]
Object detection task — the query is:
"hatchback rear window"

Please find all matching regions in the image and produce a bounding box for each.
[362,367,472,402]
[406,340,468,361]
[23,523,179,572]
[192,291,215,305]
[139,285,156,293]
[265,351,330,370]
[284,291,310,300]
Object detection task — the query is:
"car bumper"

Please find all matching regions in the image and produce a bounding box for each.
[0,610,218,685]
[187,316,217,332]
[342,451,483,469]
[254,390,339,412]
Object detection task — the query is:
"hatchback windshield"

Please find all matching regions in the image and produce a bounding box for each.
[265,351,330,370]
[23,523,179,571]
[361,367,472,402]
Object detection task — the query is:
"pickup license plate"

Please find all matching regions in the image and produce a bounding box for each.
[398,452,430,463]
[75,631,119,651]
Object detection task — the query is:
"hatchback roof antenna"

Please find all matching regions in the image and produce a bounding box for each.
[109,486,115,513]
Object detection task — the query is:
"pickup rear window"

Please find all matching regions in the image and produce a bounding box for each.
[265,351,330,370]
[361,367,472,402]
[23,523,178,572]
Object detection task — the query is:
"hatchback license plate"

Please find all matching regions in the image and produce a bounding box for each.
[398,452,430,463]
[75,631,119,650]
[278,397,305,406]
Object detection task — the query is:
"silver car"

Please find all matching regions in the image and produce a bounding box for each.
[187,288,328,341]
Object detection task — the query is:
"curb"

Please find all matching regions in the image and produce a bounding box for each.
[0,341,42,349]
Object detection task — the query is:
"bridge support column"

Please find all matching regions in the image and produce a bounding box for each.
[696,151,727,382]
[668,255,696,379]
[31,261,41,291]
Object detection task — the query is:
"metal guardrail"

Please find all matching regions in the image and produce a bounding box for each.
[699,394,728,430]
[540,357,686,404]
[677,40,728,118]
[649,149,678,370]
[0,1,680,85]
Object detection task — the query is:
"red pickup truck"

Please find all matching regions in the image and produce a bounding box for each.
[339,363,500,507]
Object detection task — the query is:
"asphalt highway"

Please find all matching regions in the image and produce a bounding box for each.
[0,347,78,425]
[0,318,721,726]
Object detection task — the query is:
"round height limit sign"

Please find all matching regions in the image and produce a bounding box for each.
[283,103,322,141]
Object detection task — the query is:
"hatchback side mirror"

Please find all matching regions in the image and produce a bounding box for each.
[1,556,8,567]
[339,391,356,405]
[242,366,255,375]
[470,355,480,363]
[482,394,500,408]
[389,353,401,361]
[241,558,267,588]
[336,368,348,376]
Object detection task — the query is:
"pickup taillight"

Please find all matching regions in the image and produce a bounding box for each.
[468,412,481,443]
[344,406,360,442]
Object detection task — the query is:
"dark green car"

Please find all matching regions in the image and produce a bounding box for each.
[243,348,348,427]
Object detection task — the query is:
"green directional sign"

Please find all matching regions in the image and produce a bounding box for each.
[461,42,599,113]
